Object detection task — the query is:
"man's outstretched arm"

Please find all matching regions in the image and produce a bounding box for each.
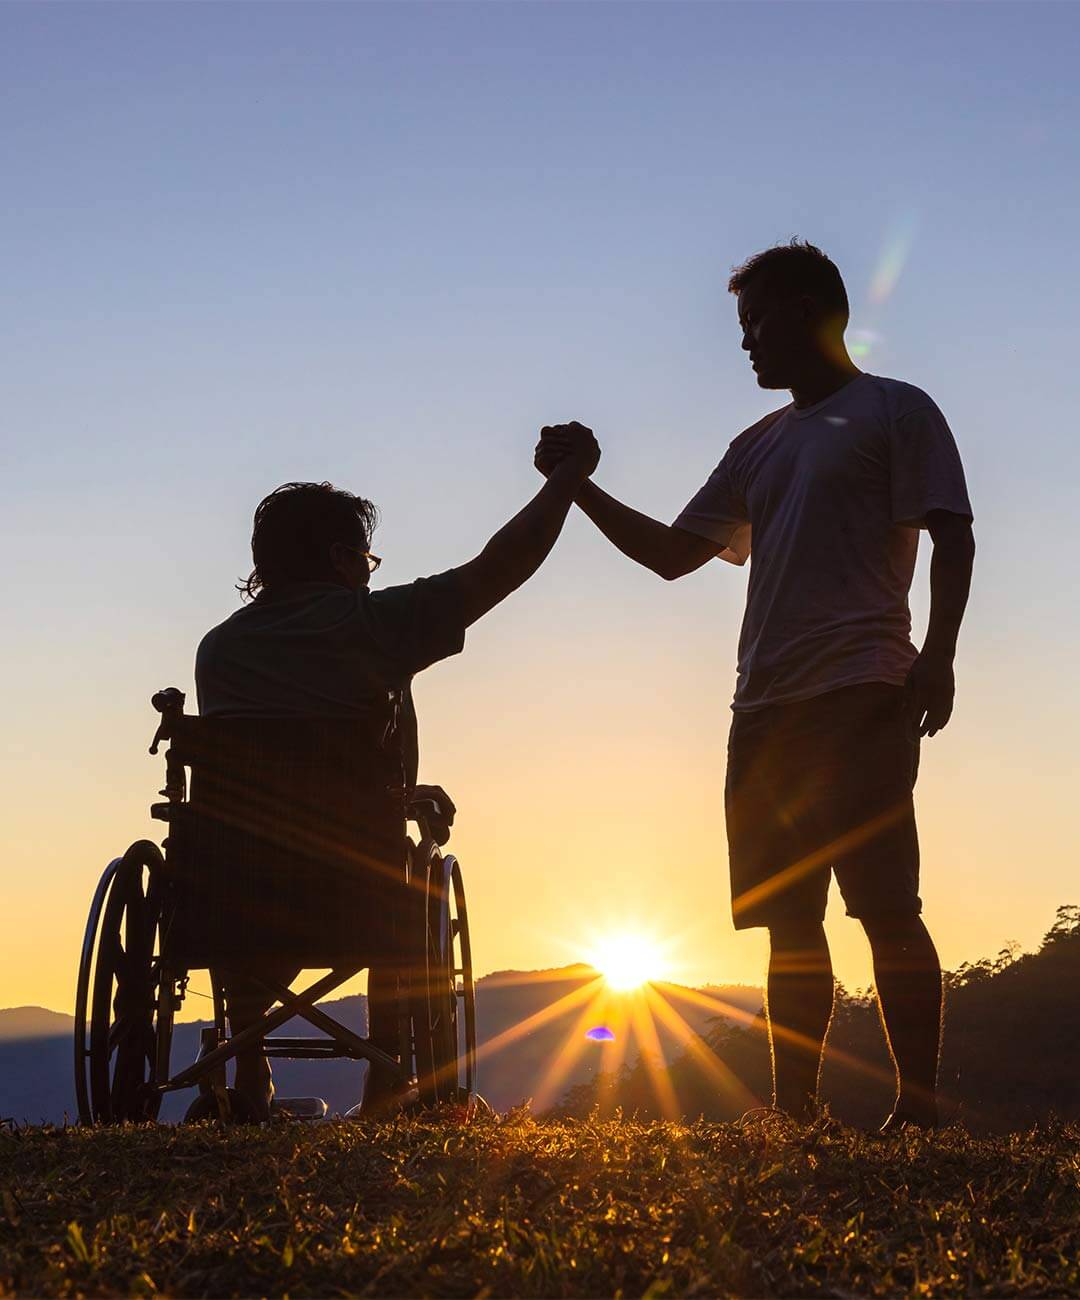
[573,480,726,580]
[452,425,600,627]
[904,509,976,737]
[535,423,729,580]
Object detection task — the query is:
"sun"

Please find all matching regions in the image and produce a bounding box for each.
[588,931,670,992]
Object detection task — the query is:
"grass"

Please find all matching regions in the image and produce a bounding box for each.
[2,1113,1080,1297]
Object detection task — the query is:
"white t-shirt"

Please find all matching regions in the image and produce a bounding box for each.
[673,373,973,712]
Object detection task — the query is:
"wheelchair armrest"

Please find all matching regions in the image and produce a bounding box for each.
[408,796,445,820]
[407,798,452,848]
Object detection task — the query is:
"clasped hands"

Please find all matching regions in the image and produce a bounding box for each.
[534,421,600,481]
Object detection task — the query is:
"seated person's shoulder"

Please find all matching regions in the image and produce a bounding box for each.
[363,570,468,675]
[196,577,467,718]
[195,613,233,669]
[196,585,350,659]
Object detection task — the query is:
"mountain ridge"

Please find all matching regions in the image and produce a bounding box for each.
[0,968,762,1125]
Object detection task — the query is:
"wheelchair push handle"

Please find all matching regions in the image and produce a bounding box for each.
[152,687,186,715]
[149,687,186,754]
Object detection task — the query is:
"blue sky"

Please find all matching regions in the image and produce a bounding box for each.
[3,1,1078,1009]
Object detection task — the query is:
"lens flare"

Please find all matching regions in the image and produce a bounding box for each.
[869,213,919,306]
[847,327,881,361]
[585,1025,616,1041]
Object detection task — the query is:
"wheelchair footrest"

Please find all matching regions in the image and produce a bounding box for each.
[271,1096,329,1121]
[262,1036,368,1060]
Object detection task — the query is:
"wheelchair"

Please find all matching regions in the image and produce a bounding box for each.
[74,687,478,1124]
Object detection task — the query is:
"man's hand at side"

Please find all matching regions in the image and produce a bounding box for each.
[906,509,975,738]
[904,650,955,738]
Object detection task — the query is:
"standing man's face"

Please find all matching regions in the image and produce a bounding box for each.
[737,281,815,391]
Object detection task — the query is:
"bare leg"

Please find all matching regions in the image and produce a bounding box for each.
[221,979,274,1121]
[766,920,834,1118]
[217,967,300,1121]
[862,914,941,1125]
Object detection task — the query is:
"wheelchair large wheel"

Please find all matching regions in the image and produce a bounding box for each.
[74,841,174,1123]
[412,845,478,1106]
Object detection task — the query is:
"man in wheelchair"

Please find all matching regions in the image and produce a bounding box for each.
[191,430,599,1120]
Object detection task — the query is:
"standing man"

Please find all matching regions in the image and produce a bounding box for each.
[536,241,974,1130]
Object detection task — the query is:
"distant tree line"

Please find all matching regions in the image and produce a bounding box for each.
[552,906,1080,1131]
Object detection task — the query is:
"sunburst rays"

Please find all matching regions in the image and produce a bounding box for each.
[473,962,757,1119]
[530,982,616,1112]
[473,974,604,1068]
[657,980,898,1092]
[472,909,900,1117]
[645,984,760,1113]
[627,990,682,1118]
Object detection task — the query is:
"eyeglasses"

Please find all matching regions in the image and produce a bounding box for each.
[342,544,382,573]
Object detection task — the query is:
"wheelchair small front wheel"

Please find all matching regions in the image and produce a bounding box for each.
[74,841,174,1123]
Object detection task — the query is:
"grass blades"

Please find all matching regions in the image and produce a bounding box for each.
[3,1114,1080,1297]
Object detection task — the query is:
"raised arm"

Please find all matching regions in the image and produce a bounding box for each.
[572,480,725,580]
[535,422,731,580]
[452,424,600,627]
[904,509,976,736]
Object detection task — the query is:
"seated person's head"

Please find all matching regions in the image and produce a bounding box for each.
[241,481,380,599]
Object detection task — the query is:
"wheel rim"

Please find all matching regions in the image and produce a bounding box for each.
[450,857,478,1099]
[424,852,458,1101]
[74,858,123,1123]
[83,842,171,1122]
[415,848,476,1106]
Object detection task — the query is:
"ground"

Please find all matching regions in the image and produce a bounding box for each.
[2,1114,1079,1297]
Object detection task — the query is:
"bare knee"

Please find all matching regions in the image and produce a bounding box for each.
[861,913,931,948]
[768,920,830,975]
[769,919,826,948]
[862,914,939,972]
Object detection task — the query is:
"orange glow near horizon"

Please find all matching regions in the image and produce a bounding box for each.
[471,958,765,1119]
[470,962,910,1120]
[586,930,672,991]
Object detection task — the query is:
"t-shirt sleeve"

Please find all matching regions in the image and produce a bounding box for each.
[889,401,973,528]
[365,571,468,675]
[672,454,752,566]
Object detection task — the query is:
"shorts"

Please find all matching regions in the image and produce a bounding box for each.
[725,682,921,930]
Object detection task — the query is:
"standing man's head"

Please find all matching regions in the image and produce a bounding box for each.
[728,240,853,392]
[240,481,380,599]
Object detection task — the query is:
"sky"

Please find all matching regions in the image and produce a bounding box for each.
[3,1,1079,1016]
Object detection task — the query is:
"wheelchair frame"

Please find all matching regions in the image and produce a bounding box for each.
[73,691,478,1124]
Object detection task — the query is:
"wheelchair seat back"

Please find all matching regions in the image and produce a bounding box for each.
[162,711,414,969]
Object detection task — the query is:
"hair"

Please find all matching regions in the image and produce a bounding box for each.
[727,239,849,322]
[238,481,379,599]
